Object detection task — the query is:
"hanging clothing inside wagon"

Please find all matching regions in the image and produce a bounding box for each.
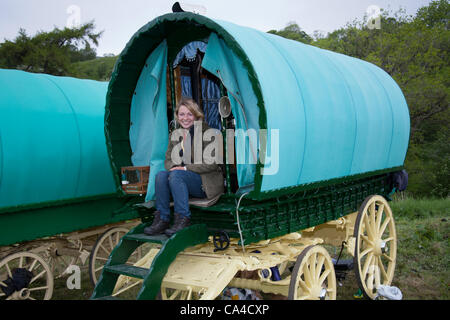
[180,74,222,130]
[174,41,222,130]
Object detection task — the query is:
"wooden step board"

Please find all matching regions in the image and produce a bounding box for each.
[90,224,209,300]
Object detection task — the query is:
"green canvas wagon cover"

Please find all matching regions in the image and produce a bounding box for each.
[105,12,410,201]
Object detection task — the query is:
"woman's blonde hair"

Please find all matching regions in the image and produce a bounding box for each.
[175,98,204,121]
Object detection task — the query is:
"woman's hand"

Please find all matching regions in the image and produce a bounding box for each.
[170,166,186,171]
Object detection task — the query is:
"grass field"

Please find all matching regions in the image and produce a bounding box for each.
[51,197,449,300]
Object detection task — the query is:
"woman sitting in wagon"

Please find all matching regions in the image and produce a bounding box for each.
[144,98,224,236]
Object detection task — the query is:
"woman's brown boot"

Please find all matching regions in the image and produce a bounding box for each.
[165,213,191,237]
[144,211,170,235]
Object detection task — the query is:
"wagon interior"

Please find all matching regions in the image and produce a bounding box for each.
[122,37,244,201]
[166,43,239,194]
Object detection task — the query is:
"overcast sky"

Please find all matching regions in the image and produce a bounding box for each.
[0,0,434,56]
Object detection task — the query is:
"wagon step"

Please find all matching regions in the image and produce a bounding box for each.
[91,224,209,300]
[103,264,149,279]
[123,233,168,244]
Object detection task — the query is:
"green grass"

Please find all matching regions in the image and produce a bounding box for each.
[389,197,449,299]
[49,197,449,300]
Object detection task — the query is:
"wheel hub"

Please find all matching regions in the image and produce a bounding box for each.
[374,239,387,255]
[310,285,328,300]
[319,288,327,300]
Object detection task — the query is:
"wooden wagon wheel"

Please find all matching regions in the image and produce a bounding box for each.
[159,286,205,300]
[0,252,54,300]
[288,245,337,300]
[89,227,130,285]
[353,195,397,299]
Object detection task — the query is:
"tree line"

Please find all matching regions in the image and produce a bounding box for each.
[0,0,448,198]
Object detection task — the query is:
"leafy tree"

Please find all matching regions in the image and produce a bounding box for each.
[268,22,313,44]
[0,21,103,76]
[269,0,449,197]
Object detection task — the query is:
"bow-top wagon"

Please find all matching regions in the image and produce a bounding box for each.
[91,12,408,300]
[0,70,144,300]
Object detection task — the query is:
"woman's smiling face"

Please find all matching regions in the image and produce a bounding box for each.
[177,105,196,129]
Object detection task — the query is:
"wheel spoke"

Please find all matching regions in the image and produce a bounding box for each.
[309,253,317,281]
[108,236,114,251]
[29,259,38,272]
[30,270,46,284]
[359,247,373,259]
[298,277,309,291]
[370,202,376,229]
[94,256,109,262]
[376,203,385,231]
[316,255,325,281]
[113,280,141,297]
[303,263,313,285]
[382,253,393,262]
[5,263,12,278]
[28,286,49,292]
[379,217,391,236]
[101,244,112,257]
[362,253,374,279]
[318,269,331,286]
[377,256,388,281]
[364,214,373,238]
[94,265,104,273]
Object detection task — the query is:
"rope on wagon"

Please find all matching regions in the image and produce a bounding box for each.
[236,192,249,253]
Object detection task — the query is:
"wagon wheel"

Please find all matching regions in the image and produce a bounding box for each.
[353,195,397,299]
[89,227,150,286]
[89,227,130,285]
[159,286,205,300]
[0,252,54,300]
[288,245,337,300]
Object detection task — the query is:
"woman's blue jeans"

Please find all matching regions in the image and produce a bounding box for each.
[155,170,206,222]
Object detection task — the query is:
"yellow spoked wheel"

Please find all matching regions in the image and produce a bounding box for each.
[0,252,54,300]
[353,195,397,299]
[288,245,337,300]
[159,286,204,300]
[89,227,130,285]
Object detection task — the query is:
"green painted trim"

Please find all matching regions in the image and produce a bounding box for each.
[188,172,395,245]
[246,166,403,201]
[0,197,139,246]
[0,192,118,215]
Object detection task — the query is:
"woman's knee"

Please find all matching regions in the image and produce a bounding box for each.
[168,170,184,184]
[155,170,170,184]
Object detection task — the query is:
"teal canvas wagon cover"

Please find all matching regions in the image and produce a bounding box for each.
[105,13,410,201]
[0,70,138,246]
